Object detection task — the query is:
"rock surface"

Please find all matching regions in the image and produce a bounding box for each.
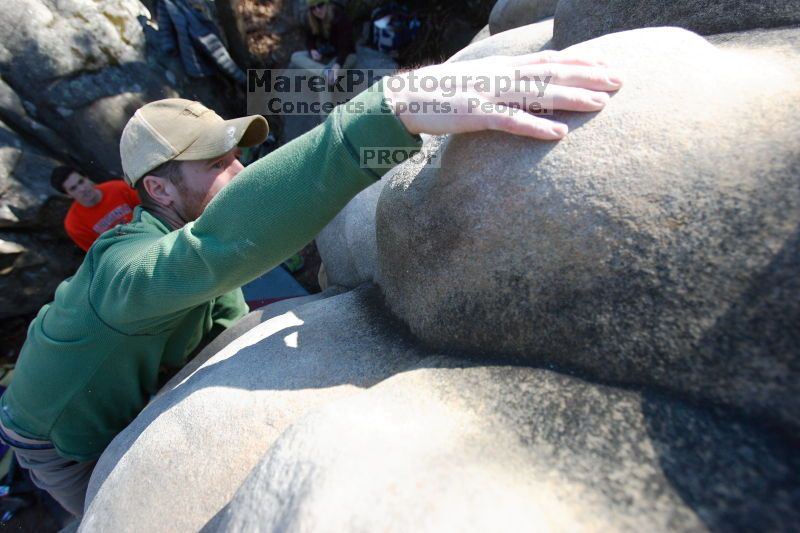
[490,0,558,34]
[0,77,70,162]
[0,231,83,320]
[553,0,800,49]
[449,18,554,62]
[81,286,425,532]
[376,27,800,435]
[0,121,66,230]
[469,24,491,44]
[157,288,346,396]
[71,9,799,533]
[0,119,82,318]
[0,0,154,177]
[315,179,387,289]
[209,363,799,532]
[439,17,482,59]
[355,44,399,71]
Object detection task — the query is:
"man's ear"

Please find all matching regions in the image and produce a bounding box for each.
[141,175,178,207]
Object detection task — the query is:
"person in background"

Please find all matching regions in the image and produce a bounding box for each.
[291,0,356,85]
[50,167,141,252]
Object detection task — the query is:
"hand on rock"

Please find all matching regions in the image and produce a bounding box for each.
[384,51,623,140]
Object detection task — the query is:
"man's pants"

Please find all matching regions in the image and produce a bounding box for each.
[0,420,96,516]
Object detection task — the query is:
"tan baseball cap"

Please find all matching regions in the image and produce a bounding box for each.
[120,98,269,186]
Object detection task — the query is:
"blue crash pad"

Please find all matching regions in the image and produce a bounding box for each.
[241,265,308,309]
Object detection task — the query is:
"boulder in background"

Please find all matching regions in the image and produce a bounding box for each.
[489,0,558,34]
[0,0,240,178]
[553,0,800,49]
[449,17,554,61]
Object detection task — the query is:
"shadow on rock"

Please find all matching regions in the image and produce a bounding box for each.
[642,391,799,532]
[81,285,429,533]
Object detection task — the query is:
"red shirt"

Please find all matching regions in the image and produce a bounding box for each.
[64,180,141,252]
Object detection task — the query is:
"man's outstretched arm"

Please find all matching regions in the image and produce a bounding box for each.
[93,52,621,331]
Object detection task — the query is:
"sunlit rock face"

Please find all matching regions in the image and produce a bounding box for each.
[209,363,800,532]
[81,287,425,532]
[376,27,800,435]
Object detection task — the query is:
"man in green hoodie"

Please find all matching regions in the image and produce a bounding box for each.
[0,52,621,516]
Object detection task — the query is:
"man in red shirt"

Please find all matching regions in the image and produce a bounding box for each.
[50,166,141,252]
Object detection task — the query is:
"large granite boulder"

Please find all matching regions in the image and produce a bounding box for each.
[0,231,83,320]
[708,25,800,50]
[156,288,346,396]
[209,363,799,532]
[0,119,82,319]
[312,20,558,288]
[0,0,154,177]
[489,0,558,34]
[376,27,800,435]
[0,120,66,229]
[68,11,800,533]
[0,76,70,162]
[80,287,425,532]
[553,0,800,49]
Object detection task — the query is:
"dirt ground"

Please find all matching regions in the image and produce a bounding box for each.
[239,0,306,67]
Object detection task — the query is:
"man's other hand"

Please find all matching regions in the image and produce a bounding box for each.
[384,51,623,140]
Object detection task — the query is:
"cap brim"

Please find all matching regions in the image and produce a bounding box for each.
[175,115,269,162]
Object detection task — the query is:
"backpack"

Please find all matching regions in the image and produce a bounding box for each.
[370,3,421,54]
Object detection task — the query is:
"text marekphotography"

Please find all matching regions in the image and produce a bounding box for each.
[247,69,554,117]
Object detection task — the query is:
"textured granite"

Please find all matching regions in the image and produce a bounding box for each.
[553,0,800,48]
[376,27,800,435]
[209,363,799,532]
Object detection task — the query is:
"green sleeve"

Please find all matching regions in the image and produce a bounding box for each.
[92,81,421,331]
[207,288,249,341]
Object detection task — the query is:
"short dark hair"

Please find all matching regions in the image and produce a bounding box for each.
[134,160,185,205]
[50,165,79,194]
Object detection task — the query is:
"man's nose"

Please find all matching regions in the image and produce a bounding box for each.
[230,159,245,177]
